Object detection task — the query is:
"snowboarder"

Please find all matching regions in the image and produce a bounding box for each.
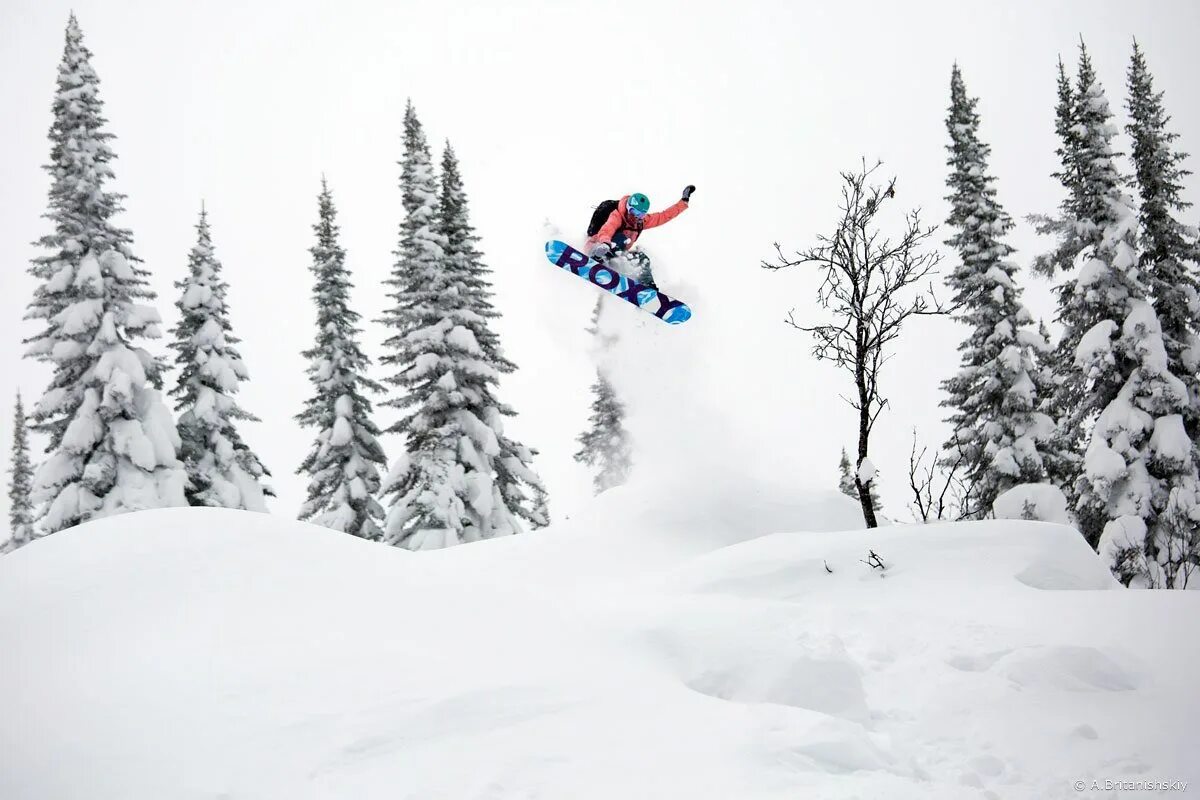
[586,186,695,289]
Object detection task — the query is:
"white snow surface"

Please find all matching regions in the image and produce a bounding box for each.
[993,483,1070,524]
[2,482,1197,800]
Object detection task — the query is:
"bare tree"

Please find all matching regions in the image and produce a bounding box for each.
[765,161,948,527]
[907,428,976,522]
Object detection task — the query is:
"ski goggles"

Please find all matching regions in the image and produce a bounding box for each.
[627,205,647,220]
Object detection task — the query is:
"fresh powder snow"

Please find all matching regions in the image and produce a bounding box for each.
[2,479,1195,799]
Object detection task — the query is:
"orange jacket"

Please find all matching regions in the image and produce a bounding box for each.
[587,194,689,251]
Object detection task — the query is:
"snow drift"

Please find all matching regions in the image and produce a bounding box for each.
[1,485,1197,799]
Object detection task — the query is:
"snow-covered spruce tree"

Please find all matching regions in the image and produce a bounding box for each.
[575,371,631,494]
[838,447,857,498]
[1116,41,1200,587]
[377,102,455,548]
[1030,58,1091,495]
[1082,302,1195,587]
[439,142,548,529]
[1127,42,1200,430]
[295,179,388,538]
[379,104,542,547]
[575,299,633,495]
[24,14,185,532]
[169,207,272,511]
[1031,43,1148,546]
[938,65,1052,518]
[4,394,36,553]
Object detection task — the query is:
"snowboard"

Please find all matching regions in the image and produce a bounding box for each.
[544,240,692,325]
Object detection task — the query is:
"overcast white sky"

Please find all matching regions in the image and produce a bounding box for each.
[2,0,1199,527]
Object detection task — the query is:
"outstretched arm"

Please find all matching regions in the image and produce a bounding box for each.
[643,186,695,230]
[643,199,689,230]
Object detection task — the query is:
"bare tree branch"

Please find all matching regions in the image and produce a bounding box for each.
[907,428,979,522]
[860,549,887,571]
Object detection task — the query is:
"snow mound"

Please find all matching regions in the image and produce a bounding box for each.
[662,519,1116,595]
[1,494,1196,800]
[993,482,1070,524]
[1000,645,1138,692]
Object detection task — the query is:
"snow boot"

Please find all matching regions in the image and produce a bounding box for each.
[626,250,657,290]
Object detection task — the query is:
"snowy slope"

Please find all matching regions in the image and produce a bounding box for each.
[1,486,1197,800]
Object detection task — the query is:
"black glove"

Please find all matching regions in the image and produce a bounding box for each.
[681,184,696,202]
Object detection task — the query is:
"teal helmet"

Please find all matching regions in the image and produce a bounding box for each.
[627,192,650,217]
